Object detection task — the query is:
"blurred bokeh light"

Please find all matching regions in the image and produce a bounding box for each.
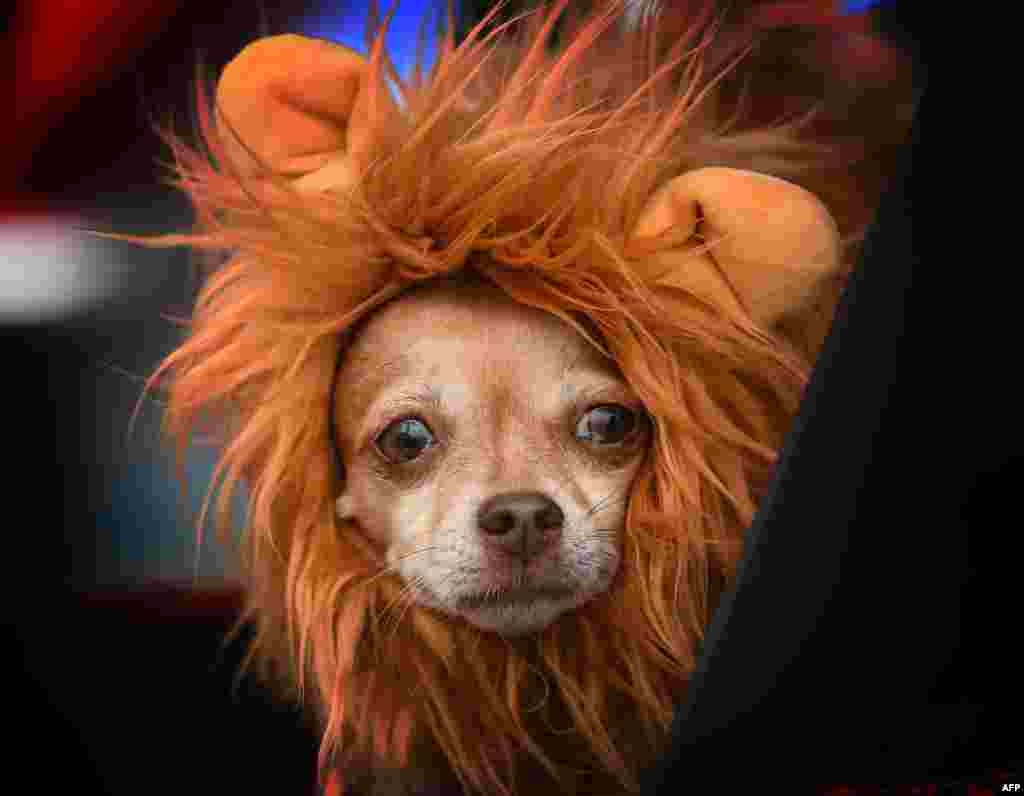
[0,216,126,324]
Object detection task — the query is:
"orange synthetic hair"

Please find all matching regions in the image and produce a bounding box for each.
[105,1,913,793]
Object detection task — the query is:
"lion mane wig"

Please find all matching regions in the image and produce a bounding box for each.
[116,1,914,793]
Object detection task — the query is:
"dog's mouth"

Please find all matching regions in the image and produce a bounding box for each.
[456,586,575,612]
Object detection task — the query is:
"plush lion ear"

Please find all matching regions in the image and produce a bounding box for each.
[214,34,402,191]
[633,167,841,325]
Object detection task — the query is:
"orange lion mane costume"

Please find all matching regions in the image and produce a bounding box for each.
[118,1,914,793]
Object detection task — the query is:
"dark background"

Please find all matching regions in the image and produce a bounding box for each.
[9,3,365,792]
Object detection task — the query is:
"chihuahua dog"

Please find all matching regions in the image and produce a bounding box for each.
[125,1,914,793]
[333,270,649,637]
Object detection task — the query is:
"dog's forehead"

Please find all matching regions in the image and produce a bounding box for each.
[349,280,601,371]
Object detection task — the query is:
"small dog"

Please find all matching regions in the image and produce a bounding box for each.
[333,270,649,638]
[124,1,914,793]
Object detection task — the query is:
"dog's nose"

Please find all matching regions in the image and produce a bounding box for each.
[476,491,564,561]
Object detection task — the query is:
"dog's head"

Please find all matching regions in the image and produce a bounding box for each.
[333,270,650,636]
[138,2,912,793]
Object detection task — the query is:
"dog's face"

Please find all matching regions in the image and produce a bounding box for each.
[334,277,650,635]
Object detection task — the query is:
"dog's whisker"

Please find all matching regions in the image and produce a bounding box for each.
[360,545,439,590]
[384,578,428,646]
[376,547,457,629]
[376,573,432,648]
[377,560,454,638]
[382,560,467,649]
[586,490,628,519]
[422,564,463,605]
[380,571,422,613]
[379,574,424,635]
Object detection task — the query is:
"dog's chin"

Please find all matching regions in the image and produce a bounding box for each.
[399,552,621,636]
[413,583,603,636]
[456,592,581,636]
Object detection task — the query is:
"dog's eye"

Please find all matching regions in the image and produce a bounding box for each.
[376,417,435,463]
[575,404,637,446]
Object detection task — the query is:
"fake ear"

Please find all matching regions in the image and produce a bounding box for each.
[633,167,841,325]
[215,34,403,191]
